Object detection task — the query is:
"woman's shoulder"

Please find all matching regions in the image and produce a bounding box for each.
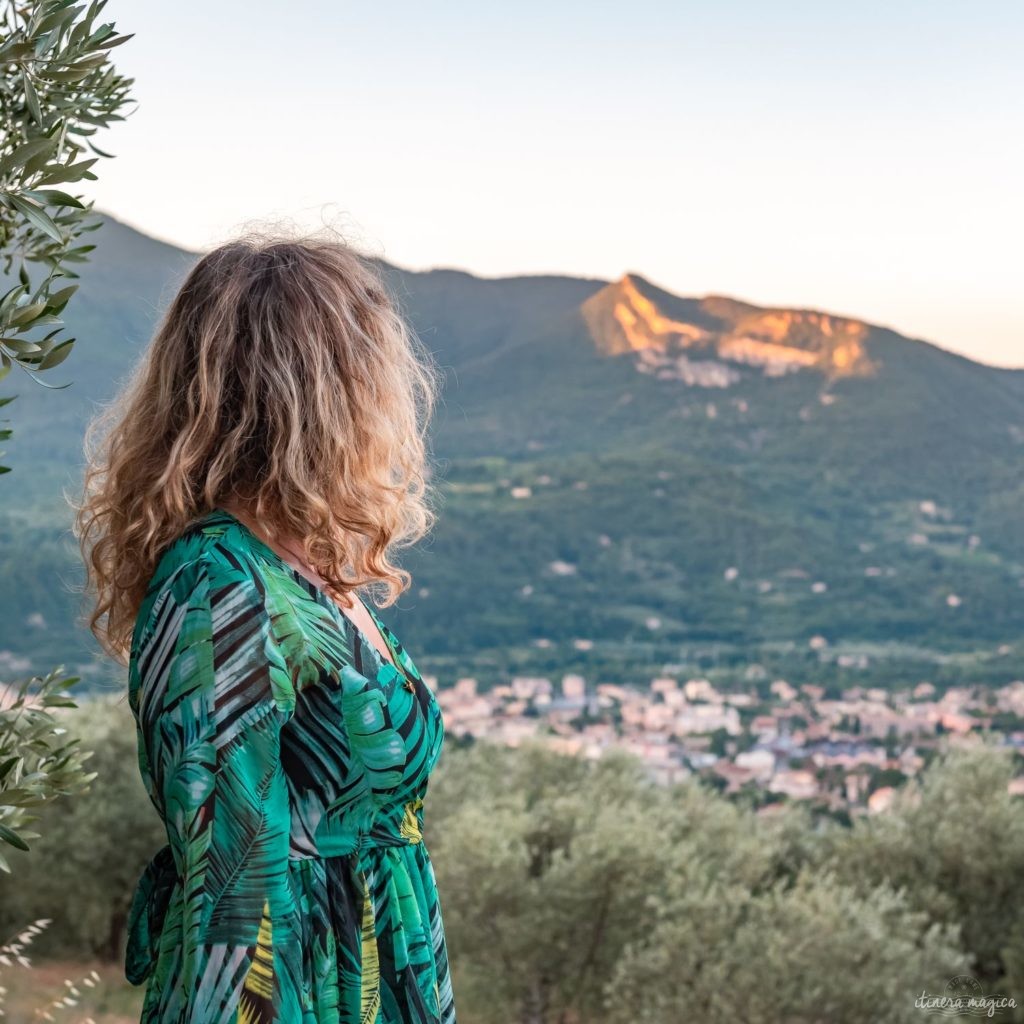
[132,510,276,657]
[143,510,246,601]
[130,511,305,725]
[131,510,313,700]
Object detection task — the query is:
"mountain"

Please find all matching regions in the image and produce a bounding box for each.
[582,274,876,378]
[1,215,1022,693]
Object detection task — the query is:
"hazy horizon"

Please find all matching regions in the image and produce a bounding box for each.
[90,1,1024,369]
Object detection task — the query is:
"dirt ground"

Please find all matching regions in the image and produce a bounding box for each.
[0,960,143,1024]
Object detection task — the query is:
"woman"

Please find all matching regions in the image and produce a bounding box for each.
[73,233,456,1024]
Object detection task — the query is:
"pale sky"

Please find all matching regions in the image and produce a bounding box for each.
[89,1,1023,368]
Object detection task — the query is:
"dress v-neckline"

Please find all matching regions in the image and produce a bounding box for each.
[207,507,413,685]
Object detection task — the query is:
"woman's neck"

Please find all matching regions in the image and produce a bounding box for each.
[218,499,356,610]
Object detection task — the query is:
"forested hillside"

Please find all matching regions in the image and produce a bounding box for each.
[1,216,1021,691]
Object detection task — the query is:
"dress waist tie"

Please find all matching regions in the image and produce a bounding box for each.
[124,843,176,985]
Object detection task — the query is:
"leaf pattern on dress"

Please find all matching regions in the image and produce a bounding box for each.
[239,899,276,1024]
[125,509,455,1024]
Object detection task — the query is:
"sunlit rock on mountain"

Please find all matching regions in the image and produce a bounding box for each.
[582,273,876,384]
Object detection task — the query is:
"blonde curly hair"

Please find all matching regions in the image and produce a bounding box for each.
[72,230,442,664]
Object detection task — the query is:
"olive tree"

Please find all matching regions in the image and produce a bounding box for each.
[0,0,133,860]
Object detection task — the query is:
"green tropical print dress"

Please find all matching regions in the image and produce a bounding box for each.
[124,508,456,1024]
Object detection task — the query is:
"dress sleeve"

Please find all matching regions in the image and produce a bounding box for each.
[145,555,307,1023]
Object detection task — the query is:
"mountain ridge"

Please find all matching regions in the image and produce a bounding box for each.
[99,210,1022,375]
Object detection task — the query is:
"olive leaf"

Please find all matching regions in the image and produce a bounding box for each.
[0,0,135,475]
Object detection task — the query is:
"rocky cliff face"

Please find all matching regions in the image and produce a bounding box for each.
[582,273,876,383]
